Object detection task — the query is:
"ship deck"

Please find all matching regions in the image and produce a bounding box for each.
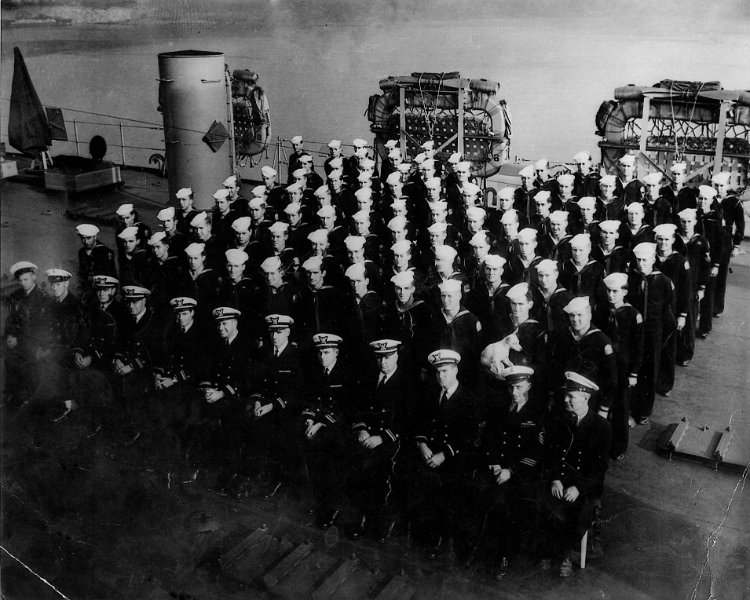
[0,165,748,600]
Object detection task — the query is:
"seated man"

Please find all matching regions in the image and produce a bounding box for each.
[538,371,611,578]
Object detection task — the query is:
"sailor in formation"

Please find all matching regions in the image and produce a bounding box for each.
[5,140,743,579]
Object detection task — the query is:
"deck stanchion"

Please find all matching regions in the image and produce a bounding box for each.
[119,122,126,166]
[73,120,80,156]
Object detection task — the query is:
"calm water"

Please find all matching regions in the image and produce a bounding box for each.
[2,0,749,180]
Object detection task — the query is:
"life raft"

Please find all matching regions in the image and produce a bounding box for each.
[231,69,270,158]
[367,73,512,178]
[596,79,750,172]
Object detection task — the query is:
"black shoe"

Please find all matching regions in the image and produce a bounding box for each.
[697,331,709,339]
[637,416,650,425]
[678,360,690,367]
[713,312,722,318]
[611,453,626,461]
[318,507,340,530]
[349,515,367,539]
[657,390,671,397]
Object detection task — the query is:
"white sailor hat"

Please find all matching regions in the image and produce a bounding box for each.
[391,239,412,254]
[385,171,402,186]
[92,274,119,288]
[506,282,531,302]
[122,285,150,299]
[425,176,441,191]
[266,314,294,329]
[466,206,486,221]
[176,187,193,199]
[213,188,231,200]
[448,152,462,165]
[428,349,461,367]
[669,162,687,173]
[45,268,72,282]
[357,171,372,184]
[497,186,517,201]
[573,151,591,162]
[291,135,303,145]
[170,296,197,311]
[222,175,238,187]
[302,255,324,271]
[421,159,436,171]
[355,187,373,202]
[397,162,412,174]
[10,261,38,278]
[698,185,717,199]
[517,227,538,242]
[570,233,591,248]
[387,147,401,159]
[391,198,408,212]
[268,221,289,233]
[534,258,558,274]
[225,249,249,265]
[352,138,367,148]
[314,185,330,199]
[456,160,472,172]
[248,197,266,210]
[261,165,277,177]
[284,202,302,215]
[534,158,549,170]
[563,296,590,313]
[462,182,481,196]
[598,220,620,234]
[483,254,506,268]
[190,211,209,227]
[557,173,575,186]
[328,157,344,170]
[549,210,568,223]
[384,139,399,150]
[299,154,313,164]
[76,223,99,237]
[711,171,731,185]
[469,232,491,247]
[420,140,435,151]
[600,174,616,186]
[307,229,329,244]
[438,278,462,294]
[428,222,448,235]
[564,371,599,394]
[360,157,376,169]
[518,165,535,179]
[502,365,535,383]
[370,339,401,355]
[632,242,657,258]
[413,152,426,165]
[213,306,241,321]
[642,172,663,186]
[602,272,628,290]
[352,210,371,224]
[317,205,336,219]
[116,203,134,217]
[578,196,597,210]
[344,235,366,251]
[251,185,267,198]
[184,242,205,257]
[626,202,645,215]
[232,216,251,233]
[260,256,282,273]
[148,231,168,245]
[500,209,519,224]
[313,333,343,348]
[345,263,367,280]
[157,206,176,221]
[677,208,697,220]
[428,201,448,216]
[291,168,306,180]
[653,223,677,238]
[118,226,139,240]
[618,154,636,166]
[391,270,415,287]
[534,190,552,203]
[388,216,408,232]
